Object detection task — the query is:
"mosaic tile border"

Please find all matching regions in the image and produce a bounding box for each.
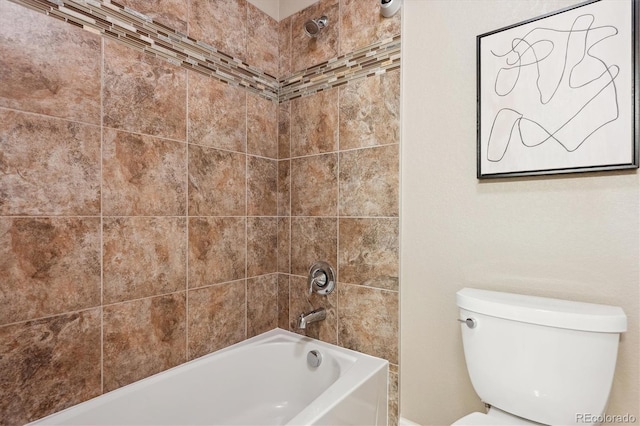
[8,0,401,103]
[279,35,401,102]
[9,0,279,101]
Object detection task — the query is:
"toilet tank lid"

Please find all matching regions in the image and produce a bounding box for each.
[456,288,627,332]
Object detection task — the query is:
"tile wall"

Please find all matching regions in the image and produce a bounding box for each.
[0,0,401,423]
[0,0,279,422]
[277,0,401,423]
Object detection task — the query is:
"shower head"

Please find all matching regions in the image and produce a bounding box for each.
[304,16,328,38]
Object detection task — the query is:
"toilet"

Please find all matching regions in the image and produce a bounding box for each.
[453,288,627,426]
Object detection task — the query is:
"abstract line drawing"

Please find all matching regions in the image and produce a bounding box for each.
[477,0,638,178]
[487,14,619,161]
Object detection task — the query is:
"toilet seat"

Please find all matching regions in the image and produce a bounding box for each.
[452,412,514,425]
[452,410,542,426]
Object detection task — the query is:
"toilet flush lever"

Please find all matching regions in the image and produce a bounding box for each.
[457,318,477,329]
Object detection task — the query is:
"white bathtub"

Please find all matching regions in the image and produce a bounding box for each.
[30,328,389,425]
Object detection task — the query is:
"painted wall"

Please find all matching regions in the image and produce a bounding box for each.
[400,1,639,425]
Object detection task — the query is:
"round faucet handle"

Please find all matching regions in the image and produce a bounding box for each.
[308,261,336,295]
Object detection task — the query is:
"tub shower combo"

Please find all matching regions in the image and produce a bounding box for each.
[31,261,389,425]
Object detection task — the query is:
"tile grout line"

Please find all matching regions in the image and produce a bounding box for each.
[0,306,106,333]
[0,105,285,159]
[287,141,400,161]
[0,214,285,219]
[280,274,400,295]
[0,272,378,332]
[286,92,292,330]
[275,111,281,324]
[336,73,341,347]
[99,35,105,396]
[185,68,190,362]
[0,105,101,128]
[0,214,102,218]
[287,101,292,286]
[245,87,249,340]
[286,98,292,332]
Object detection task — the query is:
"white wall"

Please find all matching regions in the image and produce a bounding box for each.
[400,1,640,425]
[247,0,319,21]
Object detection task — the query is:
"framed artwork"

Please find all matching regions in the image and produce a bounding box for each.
[477,0,639,178]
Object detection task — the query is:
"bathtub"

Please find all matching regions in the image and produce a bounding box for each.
[30,328,389,425]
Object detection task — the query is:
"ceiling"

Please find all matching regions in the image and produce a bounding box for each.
[247,0,319,21]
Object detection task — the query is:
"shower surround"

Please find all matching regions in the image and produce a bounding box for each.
[0,0,401,424]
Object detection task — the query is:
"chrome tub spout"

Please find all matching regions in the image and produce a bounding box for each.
[297,308,326,329]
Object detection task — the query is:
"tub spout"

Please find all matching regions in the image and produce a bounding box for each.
[297,308,326,329]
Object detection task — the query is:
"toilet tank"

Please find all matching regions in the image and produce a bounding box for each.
[456,288,627,426]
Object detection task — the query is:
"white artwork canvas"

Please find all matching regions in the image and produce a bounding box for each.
[477,0,638,178]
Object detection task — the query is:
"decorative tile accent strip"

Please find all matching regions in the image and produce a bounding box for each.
[9,0,279,101]
[279,35,401,103]
[8,0,401,103]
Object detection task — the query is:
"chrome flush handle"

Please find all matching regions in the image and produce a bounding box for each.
[457,318,477,329]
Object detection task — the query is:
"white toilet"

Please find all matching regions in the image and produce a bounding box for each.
[453,288,627,426]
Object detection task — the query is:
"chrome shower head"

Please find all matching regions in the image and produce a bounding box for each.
[304,16,328,38]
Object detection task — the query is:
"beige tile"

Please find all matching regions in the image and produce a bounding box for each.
[248,156,277,216]
[103,293,187,392]
[247,274,278,337]
[338,218,399,291]
[277,273,290,329]
[0,110,100,216]
[189,0,247,61]
[290,217,337,276]
[291,154,338,216]
[389,369,399,426]
[188,217,246,288]
[247,3,278,77]
[278,16,292,78]
[247,217,278,277]
[188,72,246,152]
[340,0,401,55]
[291,0,340,72]
[290,89,339,157]
[0,309,101,425]
[277,217,291,274]
[103,217,187,304]
[338,284,398,363]
[0,218,101,326]
[0,1,404,419]
[103,39,187,141]
[339,145,399,217]
[278,160,291,217]
[289,275,337,344]
[339,70,400,150]
[188,145,246,216]
[117,0,188,33]
[247,94,278,158]
[102,128,187,216]
[0,1,101,124]
[188,281,246,359]
[278,101,291,159]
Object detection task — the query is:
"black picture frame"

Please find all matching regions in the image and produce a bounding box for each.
[477,0,639,179]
